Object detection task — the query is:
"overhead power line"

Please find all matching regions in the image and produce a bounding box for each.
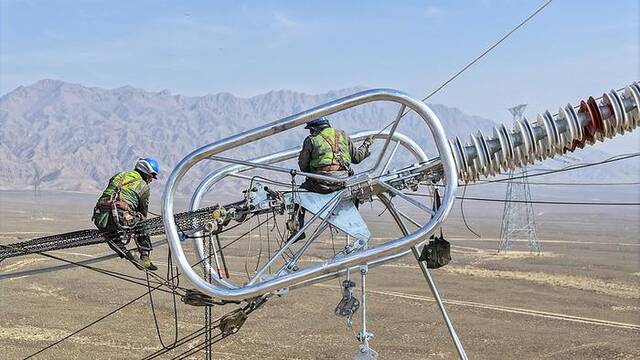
[422,0,554,101]
[373,0,554,134]
[407,192,640,206]
[458,197,640,206]
[499,181,640,186]
[475,152,640,184]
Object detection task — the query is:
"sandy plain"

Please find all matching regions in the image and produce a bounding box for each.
[0,189,639,360]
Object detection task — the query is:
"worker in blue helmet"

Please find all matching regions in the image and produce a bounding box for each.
[92,157,160,270]
[298,116,373,193]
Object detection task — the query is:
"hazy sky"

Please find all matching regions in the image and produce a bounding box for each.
[1,0,638,152]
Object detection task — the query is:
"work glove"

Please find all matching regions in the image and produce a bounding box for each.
[362,135,374,147]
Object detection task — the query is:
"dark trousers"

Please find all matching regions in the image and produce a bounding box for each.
[93,207,152,257]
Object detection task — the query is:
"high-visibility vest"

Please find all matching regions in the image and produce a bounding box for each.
[98,170,148,210]
[309,127,351,169]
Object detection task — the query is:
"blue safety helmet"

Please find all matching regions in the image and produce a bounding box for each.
[304,116,331,129]
[135,157,160,179]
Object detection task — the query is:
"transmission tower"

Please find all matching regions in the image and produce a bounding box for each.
[498,104,541,254]
[30,165,62,220]
[31,165,44,220]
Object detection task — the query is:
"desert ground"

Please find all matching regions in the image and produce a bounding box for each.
[1,188,639,360]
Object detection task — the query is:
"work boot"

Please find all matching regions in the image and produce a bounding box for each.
[140,255,158,271]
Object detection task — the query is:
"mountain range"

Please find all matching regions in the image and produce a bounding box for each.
[0,79,637,197]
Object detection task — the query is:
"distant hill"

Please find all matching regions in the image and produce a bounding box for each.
[0,79,637,196]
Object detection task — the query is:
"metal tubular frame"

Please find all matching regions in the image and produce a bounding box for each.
[247,190,347,285]
[186,121,468,357]
[162,88,458,301]
[380,141,401,176]
[190,130,427,286]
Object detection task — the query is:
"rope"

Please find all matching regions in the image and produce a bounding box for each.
[24,273,180,359]
[142,299,267,360]
[0,243,178,294]
[459,184,482,238]
[146,252,180,349]
[140,325,211,360]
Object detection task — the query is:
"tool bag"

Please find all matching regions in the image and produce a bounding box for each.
[418,189,451,268]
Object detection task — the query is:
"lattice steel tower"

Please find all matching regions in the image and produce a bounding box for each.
[498,105,541,254]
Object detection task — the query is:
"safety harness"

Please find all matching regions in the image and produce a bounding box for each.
[97,173,142,230]
[315,130,350,172]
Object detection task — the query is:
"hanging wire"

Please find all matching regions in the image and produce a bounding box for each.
[459,184,482,238]
[244,215,254,279]
[266,214,272,274]
[478,152,640,184]
[254,213,264,273]
[145,251,180,349]
[21,219,253,359]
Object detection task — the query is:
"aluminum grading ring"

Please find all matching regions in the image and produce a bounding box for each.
[161,88,458,301]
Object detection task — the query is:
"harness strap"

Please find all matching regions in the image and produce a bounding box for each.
[107,172,142,231]
[319,130,349,169]
[114,173,137,201]
[96,199,131,211]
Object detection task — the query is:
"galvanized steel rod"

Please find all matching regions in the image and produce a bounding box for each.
[277,222,331,276]
[369,104,406,173]
[378,194,468,360]
[411,246,469,360]
[247,189,347,286]
[209,155,344,184]
[380,141,401,176]
[227,173,293,188]
[378,181,436,215]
